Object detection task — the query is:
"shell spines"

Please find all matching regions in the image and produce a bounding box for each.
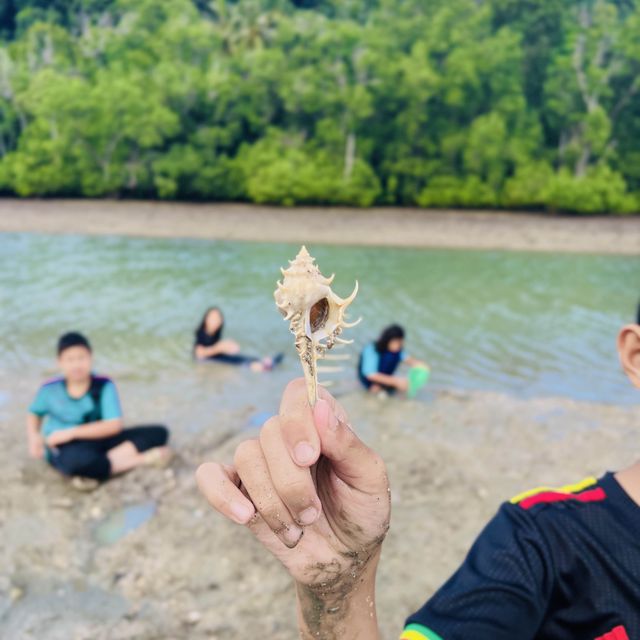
[274,247,359,406]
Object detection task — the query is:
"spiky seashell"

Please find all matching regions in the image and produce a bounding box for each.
[274,246,360,406]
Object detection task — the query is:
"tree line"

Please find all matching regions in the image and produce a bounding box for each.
[0,0,639,213]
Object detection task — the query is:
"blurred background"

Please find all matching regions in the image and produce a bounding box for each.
[1,0,640,212]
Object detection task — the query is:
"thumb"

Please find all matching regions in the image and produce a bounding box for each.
[313,396,388,494]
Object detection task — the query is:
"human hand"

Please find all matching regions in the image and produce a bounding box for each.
[395,377,410,393]
[46,428,77,448]
[197,379,390,634]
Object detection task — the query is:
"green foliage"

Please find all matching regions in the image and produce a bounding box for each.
[237,131,380,206]
[0,0,638,213]
[545,166,638,215]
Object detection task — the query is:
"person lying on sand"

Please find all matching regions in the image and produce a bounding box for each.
[358,324,429,396]
[197,305,640,639]
[27,332,171,489]
[193,306,283,372]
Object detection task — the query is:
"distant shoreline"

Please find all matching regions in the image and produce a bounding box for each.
[0,198,638,255]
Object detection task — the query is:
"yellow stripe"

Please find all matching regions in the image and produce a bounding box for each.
[510,476,597,504]
[400,626,444,640]
[400,631,429,640]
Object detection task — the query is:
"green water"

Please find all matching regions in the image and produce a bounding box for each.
[1,233,638,413]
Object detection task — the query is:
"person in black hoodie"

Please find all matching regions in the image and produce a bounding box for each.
[193,306,282,372]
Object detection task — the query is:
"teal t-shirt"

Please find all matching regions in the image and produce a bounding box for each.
[29,376,122,438]
[360,342,406,377]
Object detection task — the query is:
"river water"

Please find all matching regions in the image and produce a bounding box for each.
[1,232,638,438]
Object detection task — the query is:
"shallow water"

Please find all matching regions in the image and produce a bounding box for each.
[0,232,638,424]
[93,501,157,545]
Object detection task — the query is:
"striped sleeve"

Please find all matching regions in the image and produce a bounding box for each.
[510,476,605,510]
[400,623,444,639]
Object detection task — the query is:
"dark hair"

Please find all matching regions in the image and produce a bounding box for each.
[374,324,405,353]
[637,301,640,325]
[57,332,92,355]
[195,306,224,339]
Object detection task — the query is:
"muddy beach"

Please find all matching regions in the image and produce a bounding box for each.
[2,381,638,639]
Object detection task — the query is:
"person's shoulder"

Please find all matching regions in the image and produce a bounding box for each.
[92,374,117,390]
[474,478,608,559]
[39,376,65,390]
[506,476,607,519]
[194,328,208,344]
[92,374,114,383]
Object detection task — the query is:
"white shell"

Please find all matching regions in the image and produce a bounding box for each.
[274,246,360,405]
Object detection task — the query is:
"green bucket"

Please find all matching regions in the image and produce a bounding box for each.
[407,366,430,399]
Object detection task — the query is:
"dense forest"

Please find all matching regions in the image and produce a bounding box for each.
[0,0,639,213]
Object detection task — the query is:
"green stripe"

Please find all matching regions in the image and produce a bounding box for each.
[404,623,445,640]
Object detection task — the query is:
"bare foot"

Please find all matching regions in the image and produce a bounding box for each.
[255,353,285,372]
[71,476,100,491]
[142,446,173,469]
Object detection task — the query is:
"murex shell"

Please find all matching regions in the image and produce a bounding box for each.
[274,245,360,405]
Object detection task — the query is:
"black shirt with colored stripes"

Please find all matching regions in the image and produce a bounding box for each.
[403,473,640,640]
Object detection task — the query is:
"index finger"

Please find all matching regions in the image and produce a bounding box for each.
[278,378,322,467]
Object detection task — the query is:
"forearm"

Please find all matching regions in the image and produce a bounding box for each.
[195,344,223,359]
[72,418,123,440]
[27,413,42,436]
[404,357,427,368]
[295,556,381,640]
[367,372,400,387]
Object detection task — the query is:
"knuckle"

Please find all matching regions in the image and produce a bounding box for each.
[284,378,306,396]
[369,450,386,471]
[258,503,289,527]
[195,463,226,509]
[233,439,260,468]
[195,461,216,485]
[281,379,311,414]
[280,480,317,512]
[279,478,313,506]
[280,412,315,442]
[259,416,281,443]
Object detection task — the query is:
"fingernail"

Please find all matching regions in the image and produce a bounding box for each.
[229,501,254,524]
[283,524,303,547]
[298,506,318,525]
[294,441,316,465]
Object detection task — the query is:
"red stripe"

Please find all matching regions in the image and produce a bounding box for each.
[595,626,629,640]
[520,487,606,510]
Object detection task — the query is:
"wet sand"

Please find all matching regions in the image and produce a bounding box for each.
[1,383,638,639]
[0,198,639,254]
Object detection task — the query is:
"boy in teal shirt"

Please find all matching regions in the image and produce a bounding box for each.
[28,332,171,483]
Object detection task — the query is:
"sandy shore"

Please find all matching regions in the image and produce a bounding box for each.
[0,199,639,254]
[1,383,638,639]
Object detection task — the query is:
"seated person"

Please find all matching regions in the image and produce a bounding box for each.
[358,324,428,394]
[27,332,171,486]
[193,306,282,372]
[196,302,640,639]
